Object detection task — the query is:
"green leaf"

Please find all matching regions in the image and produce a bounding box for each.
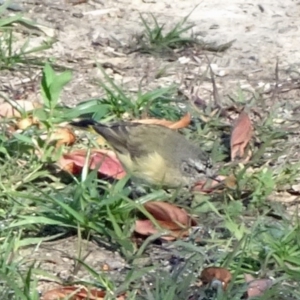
[33,107,49,121]
[12,133,33,145]
[0,0,12,14]
[40,64,72,109]
[8,216,76,228]
[43,63,55,87]
[0,15,22,27]
[64,100,109,119]
[41,64,54,107]
[48,70,72,107]
[92,105,109,120]
[0,146,9,156]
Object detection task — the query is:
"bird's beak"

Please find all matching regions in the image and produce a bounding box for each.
[206,168,219,182]
[208,175,222,182]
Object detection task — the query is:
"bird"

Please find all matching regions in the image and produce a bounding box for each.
[70,119,214,188]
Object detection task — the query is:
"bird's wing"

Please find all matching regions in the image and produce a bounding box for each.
[124,124,170,159]
[93,122,166,158]
[70,120,168,158]
[91,122,135,155]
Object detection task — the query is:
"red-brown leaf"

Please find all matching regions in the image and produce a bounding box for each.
[230,111,253,161]
[42,285,126,300]
[192,175,228,193]
[144,201,197,226]
[200,267,232,290]
[134,201,197,240]
[135,219,191,240]
[244,274,273,298]
[57,149,126,179]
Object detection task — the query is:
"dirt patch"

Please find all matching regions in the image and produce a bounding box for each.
[2,0,300,106]
[19,236,127,294]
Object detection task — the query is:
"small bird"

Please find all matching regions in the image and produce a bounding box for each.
[70,119,214,188]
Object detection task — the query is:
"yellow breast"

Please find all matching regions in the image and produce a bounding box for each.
[117,151,170,186]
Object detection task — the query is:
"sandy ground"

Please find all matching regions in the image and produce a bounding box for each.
[1,0,300,106]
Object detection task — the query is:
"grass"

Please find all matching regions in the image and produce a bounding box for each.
[136,12,196,55]
[0,4,300,300]
[131,10,234,56]
[92,65,183,120]
[0,6,55,70]
[1,67,300,299]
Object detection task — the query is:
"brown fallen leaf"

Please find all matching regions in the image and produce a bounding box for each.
[40,127,76,148]
[230,111,253,162]
[16,116,40,130]
[101,263,110,271]
[244,274,273,299]
[49,127,77,148]
[192,175,228,193]
[57,149,126,179]
[134,201,197,241]
[135,219,191,241]
[144,201,197,225]
[0,100,41,118]
[42,285,126,300]
[132,113,191,129]
[200,267,232,290]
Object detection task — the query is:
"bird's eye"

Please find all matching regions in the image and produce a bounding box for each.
[181,161,191,174]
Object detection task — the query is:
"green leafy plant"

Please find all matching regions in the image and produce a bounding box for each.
[0,233,40,300]
[40,63,72,117]
[92,65,183,119]
[137,12,197,54]
[0,2,55,70]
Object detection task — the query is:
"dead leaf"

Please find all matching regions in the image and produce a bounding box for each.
[135,220,191,240]
[244,274,255,282]
[101,263,110,271]
[42,285,126,300]
[0,100,41,118]
[224,174,237,189]
[49,127,76,147]
[244,274,273,298]
[132,113,191,129]
[16,116,40,130]
[144,201,197,225]
[230,111,253,162]
[40,128,76,148]
[57,149,126,179]
[168,113,191,129]
[192,175,228,193]
[134,201,197,240]
[200,267,232,290]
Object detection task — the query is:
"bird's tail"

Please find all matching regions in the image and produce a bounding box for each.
[69,119,107,134]
[70,119,130,155]
[70,119,97,128]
